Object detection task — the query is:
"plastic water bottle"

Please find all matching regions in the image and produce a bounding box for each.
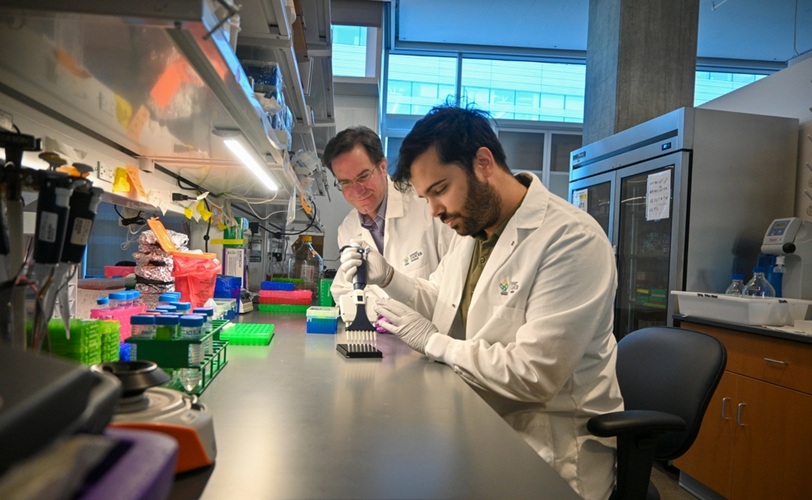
[291,235,323,303]
[724,274,745,295]
[743,267,776,298]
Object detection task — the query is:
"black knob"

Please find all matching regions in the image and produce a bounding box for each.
[782,243,796,254]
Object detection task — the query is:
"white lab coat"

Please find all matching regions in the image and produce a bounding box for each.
[385,173,623,499]
[330,177,455,304]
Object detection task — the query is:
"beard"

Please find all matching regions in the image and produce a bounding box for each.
[440,174,501,236]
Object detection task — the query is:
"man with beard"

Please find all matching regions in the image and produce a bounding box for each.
[338,105,623,499]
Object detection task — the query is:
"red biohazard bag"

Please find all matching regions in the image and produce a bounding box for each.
[172,253,221,308]
[148,217,221,308]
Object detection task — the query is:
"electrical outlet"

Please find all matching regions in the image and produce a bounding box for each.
[96,161,115,183]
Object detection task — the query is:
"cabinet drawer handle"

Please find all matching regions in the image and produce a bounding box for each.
[721,397,731,420]
[736,403,746,426]
[763,357,788,365]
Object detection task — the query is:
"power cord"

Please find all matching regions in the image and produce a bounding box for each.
[114,205,147,226]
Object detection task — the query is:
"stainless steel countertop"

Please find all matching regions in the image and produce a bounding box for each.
[170,312,580,499]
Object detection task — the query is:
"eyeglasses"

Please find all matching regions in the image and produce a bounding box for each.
[334,166,380,192]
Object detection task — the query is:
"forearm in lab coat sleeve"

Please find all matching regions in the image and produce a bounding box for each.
[425,224,618,405]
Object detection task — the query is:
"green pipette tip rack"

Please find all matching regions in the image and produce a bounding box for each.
[43,318,120,365]
[218,323,275,345]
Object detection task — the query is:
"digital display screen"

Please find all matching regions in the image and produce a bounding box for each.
[767,219,790,237]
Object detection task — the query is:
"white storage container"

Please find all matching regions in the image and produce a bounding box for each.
[671,291,812,326]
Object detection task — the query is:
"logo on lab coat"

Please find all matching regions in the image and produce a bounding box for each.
[499,278,519,295]
[403,250,423,267]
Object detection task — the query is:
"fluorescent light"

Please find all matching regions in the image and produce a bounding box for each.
[222,136,278,191]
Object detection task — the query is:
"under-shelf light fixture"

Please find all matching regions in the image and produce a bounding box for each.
[214,129,278,191]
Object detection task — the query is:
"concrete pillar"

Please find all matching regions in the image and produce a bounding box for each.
[583,0,699,144]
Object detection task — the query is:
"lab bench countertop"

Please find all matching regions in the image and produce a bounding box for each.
[170,312,579,500]
[674,314,812,345]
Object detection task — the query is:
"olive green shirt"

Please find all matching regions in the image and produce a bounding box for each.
[458,209,518,331]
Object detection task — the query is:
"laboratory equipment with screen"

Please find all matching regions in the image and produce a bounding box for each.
[761,217,812,300]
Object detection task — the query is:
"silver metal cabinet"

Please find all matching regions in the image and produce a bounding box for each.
[569,107,798,338]
[171,315,580,499]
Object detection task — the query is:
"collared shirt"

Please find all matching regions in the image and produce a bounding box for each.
[359,193,387,254]
[459,207,518,331]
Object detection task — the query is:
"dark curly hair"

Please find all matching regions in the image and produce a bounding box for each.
[392,104,509,192]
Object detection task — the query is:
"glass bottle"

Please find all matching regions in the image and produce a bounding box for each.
[290,235,323,303]
[724,274,745,295]
[743,267,776,298]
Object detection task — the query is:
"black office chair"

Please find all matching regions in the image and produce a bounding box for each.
[587,326,726,500]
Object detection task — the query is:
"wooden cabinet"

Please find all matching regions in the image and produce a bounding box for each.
[673,321,812,499]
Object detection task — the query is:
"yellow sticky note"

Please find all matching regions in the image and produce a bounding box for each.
[197,200,212,222]
[112,167,130,193]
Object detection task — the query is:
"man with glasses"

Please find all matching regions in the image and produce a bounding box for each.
[338,107,622,499]
[323,125,455,304]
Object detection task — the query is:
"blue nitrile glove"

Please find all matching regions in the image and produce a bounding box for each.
[338,239,394,287]
[375,298,438,354]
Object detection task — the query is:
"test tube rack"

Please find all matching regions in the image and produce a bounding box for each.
[125,331,228,395]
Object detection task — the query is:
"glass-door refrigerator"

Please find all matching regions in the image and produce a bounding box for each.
[570,107,798,339]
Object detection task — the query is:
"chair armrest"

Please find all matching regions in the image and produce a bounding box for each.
[587,409,687,438]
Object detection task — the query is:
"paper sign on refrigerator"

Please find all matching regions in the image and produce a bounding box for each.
[646,171,671,221]
[572,188,588,212]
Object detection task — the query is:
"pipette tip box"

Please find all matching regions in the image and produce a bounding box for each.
[306,306,339,334]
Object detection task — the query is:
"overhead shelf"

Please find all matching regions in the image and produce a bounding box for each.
[0,0,334,221]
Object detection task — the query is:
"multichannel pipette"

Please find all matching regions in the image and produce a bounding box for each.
[336,244,382,359]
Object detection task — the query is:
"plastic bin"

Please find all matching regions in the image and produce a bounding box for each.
[672,291,812,326]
